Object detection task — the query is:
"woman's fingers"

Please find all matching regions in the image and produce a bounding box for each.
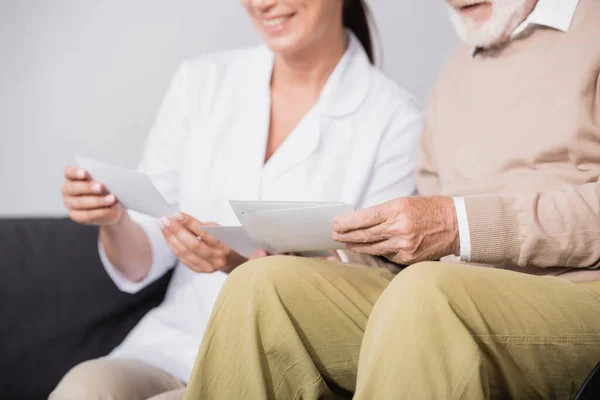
[64,194,117,210]
[250,250,269,260]
[64,165,88,181]
[160,218,224,259]
[68,204,123,225]
[173,213,221,246]
[62,180,105,196]
[162,230,219,273]
[326,250,342,262]
[62,165,125,226]
[158,214,251,273]
[63,192,123,225]
[62,165,106,204]
[173,212,206,235]
[159,218,229,273]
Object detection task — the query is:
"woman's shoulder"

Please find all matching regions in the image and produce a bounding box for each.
[345,67,423,141]
[365,67,422,116]
[171,45,271,106]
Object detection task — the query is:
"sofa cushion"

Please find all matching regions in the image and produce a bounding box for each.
[0,218,172,400]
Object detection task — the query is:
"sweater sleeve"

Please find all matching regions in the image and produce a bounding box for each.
[464,72,600,269]
[464,180,600,269]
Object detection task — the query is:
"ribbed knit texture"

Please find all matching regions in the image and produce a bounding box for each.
[463,195,520,265]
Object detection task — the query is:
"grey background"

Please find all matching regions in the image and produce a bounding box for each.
[0,0,458,216]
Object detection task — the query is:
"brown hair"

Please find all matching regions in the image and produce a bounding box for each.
[343,0,376,64]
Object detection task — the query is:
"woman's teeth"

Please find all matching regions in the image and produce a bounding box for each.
[262,16,290,27]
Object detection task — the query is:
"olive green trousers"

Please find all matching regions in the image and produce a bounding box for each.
[184,256,600,399]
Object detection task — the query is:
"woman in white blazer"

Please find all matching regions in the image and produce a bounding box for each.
[52,0,422,399]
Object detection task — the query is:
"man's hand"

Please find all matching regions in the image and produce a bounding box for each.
[332,196,460,265]
[159,213,247,274]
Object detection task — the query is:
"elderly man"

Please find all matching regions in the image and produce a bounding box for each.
[184,0,600,398]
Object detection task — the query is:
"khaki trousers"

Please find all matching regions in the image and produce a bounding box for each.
[184,256,600,400]
[50,358,185,400]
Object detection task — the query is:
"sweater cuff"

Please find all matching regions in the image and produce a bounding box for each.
[463,195,521,265]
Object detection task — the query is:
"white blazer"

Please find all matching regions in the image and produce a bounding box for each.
[102,33,423,382]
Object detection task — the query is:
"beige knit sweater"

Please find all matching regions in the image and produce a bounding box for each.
[417,0,600,282]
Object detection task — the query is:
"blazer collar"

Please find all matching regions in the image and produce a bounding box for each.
[316,30,374,118]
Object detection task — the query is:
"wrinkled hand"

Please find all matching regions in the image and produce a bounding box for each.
[332,196,459,265]
[159,213,247,273]
[61,165,125,226]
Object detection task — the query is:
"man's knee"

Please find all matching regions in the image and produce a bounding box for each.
[381,262,476,307]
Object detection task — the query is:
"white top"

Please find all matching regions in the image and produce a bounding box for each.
[458,0,580,261]
[101,33,423,382]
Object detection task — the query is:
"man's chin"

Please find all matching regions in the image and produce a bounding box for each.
[448,12,509,48]
[446,0,530,49]
[461,30,508,48]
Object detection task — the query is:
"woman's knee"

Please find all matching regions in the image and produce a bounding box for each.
[50,358,179,400]
[50,359,117,400]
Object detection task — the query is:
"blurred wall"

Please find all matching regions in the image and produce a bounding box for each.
[0,0,458,216]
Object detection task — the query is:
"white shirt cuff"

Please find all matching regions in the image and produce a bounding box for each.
[99,211,177,294]
[336,249,350,263]
[452,197,472,262]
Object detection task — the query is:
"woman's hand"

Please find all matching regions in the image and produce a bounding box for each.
[159,213,247,274]
[249,250,273,260]
[61,165,125,226]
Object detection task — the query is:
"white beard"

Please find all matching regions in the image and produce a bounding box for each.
[447,0,529,48]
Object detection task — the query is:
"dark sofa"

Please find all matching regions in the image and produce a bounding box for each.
[0,218,172,399]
